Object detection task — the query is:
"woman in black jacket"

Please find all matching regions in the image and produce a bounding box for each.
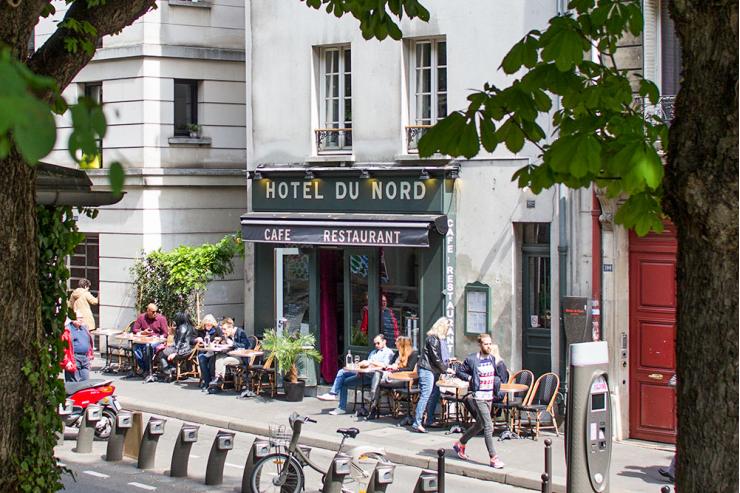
[157,311,196,380]
[412,317,451,433]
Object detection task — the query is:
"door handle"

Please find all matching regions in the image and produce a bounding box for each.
[648,373,664,380]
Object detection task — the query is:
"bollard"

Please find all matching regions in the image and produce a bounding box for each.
[541,473,550,493]
[75,404,102,454]
[413,469,438,493]
[241,438,271,493]
[170,424,199,478]
[105,411,133,462]
[123,411,144,460]
[137,417,166,470]
[365,459,395,493]
[321,452,352,493]
[437,448,445,493]
[205,430,235,485]
[543,438,552,493]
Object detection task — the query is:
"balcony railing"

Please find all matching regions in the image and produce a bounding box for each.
[315,128,352,153]
[642,95,676,124]
[406,124,432,153]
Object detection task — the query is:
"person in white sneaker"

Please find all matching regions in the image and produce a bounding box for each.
[451,333,507,469]
[318,334,394,415]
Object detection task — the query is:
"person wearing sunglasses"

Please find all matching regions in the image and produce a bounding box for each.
[318,334,394,415]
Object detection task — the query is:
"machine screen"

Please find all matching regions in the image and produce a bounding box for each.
[591,393,606,411]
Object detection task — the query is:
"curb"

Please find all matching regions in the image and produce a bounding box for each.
[118,396,566,492]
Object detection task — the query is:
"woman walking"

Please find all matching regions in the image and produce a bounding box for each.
[412,317,451,433]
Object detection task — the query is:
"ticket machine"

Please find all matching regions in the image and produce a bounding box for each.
[566,341,612,493]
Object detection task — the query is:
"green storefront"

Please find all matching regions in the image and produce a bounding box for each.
[242,166,457,384]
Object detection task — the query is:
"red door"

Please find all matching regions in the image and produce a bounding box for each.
[629,225,677,443]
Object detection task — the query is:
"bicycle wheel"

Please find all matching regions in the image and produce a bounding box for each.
[250,453,304,493]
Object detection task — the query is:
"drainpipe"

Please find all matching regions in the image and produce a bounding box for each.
[557,185,568,383]
[591,190,602,340]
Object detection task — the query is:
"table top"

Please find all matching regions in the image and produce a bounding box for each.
[387,370,417,381]
[91,328,122,336]
[228,349,264,358]
[436,377,469,389]
[198,344,232,353]
[344,365,381,373]
[501,383,529,393]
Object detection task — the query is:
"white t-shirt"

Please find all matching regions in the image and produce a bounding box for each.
[473,354,496,401]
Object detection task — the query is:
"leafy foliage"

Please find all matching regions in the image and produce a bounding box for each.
[130,234,244,321]
[417,0,668,235]
[261,329,322,383]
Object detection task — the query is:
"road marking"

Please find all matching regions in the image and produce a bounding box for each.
[189,454,200,459]
[83,470,109,478]
[128,482,156,491]
[226,462,244,469]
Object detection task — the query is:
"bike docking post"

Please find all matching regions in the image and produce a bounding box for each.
[413,469,439,493]
[364,459,395,493]
[74,404,102,454]
[123,411,144,460]
[105,411,133,462]
[241,438,271,493]
[170,424,199,478]
[205,430,235,485]
[137,417,166,470]
[57,398,74,444]
[321,452,352,493]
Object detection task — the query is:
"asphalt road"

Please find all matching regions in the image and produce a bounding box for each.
[56,415,530,492]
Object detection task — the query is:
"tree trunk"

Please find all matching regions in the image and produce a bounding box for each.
[665,1,738,491]
[0,152,43,489]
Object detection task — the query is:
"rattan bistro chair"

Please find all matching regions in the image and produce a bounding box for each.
[106,320,135,372]
[493,369,534,426]
[250,352,277,397]
[517,372,560,439]
[175,343,202,381]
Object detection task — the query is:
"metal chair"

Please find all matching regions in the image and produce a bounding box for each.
[517,372,560,439]
[493,369,534,427]
[106,320,135,373]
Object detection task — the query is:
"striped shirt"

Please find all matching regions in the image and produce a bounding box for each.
[473,355,496,401]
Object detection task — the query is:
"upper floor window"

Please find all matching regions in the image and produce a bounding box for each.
[80,82,103,168]
[316,46,352,153]
[408,38,446,152]
[174,79,199,137]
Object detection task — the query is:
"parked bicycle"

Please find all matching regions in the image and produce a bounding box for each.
[250,412,388,493]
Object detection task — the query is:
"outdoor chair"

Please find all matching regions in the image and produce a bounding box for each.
[175,343,201,382]
[517,372,560,439]
[250,352,277,397]
[493,369,534,427]
[106,320,135,373]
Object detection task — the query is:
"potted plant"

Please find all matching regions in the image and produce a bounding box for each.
[187,123,202,138]
[261,329,322,402]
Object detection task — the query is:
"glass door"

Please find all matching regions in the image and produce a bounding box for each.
[522,223,552,378]
[344,249,378,359]
[275,248,311,335]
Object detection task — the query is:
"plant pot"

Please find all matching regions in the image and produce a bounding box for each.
[284,379,306,402]
[189,131,199,138]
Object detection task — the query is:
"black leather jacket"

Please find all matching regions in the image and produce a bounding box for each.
[173,322,196,357]
[418,335,447,374]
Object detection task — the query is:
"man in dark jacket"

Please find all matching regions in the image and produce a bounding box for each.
[452,333,507,469]
[207,318,254,392]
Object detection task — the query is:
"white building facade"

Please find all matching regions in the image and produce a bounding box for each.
[38,0,248,329]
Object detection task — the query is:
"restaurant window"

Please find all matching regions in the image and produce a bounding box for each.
[378,248,419,350]
[174,79,199,136]
[67,234,100,328]
[317,46,352,152]
[407,38,446,151]
[275,248,310,335]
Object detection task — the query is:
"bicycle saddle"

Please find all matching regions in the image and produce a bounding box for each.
[336,427,360,439]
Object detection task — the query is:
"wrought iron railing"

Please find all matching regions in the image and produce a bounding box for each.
[642,95,676,123]
[406,124,432,153]
[315,128,352,152]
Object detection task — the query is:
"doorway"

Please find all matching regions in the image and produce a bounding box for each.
[522,223,552,378]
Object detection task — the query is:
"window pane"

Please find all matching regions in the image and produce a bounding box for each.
[344,99,352,124]
[282,253,310,333]
[437,67,447,92]
[349,255,370,345]
[344,48,351,72]
[437,41,447,66]
[437,93,447,119]
[379,248,419,350]
[344,74,351,97]
[526,256,551,329]
[416,42,431,68]
[174,81,196,135]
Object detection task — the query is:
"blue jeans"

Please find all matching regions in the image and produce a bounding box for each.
[330,369,369,410]
[198,353,213,385]
[414,368,440,427]
[134,342,159,372]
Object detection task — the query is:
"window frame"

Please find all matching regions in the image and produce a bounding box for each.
[173,79,199,137]
[407,37,447,151]
[317,45,352,153]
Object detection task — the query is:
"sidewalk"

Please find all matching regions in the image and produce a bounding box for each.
[97,367,674,492]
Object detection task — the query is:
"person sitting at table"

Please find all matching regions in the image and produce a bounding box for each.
[132,303,168,374]
[452,333,508,469]
[367,335,418,419]
[195,314,223,390]
[317,334,394,415]
[206,317,254,393]
[156,311,197,381]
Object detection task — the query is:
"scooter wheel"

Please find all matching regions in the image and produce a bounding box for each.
[94,408,116,440]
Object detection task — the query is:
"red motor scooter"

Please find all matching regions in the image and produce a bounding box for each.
[59,379,121,440]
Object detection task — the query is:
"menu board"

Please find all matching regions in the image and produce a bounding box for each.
[465,290,488,334]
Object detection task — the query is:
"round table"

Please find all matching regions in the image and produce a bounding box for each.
[343,366,381,416]
[90,329,122,371]
[387,372,416,426]
[124,335,166,382]
[197,344,232,353]
[499,382,530,439]
[436,378,469,433]
[228,349,264,358]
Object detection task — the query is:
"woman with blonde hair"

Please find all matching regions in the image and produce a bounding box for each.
[368,336,418,419]
[196,314,223,390]
[412,317,451,432]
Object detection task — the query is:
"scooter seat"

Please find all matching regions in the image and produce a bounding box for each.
[336,427,360,439]
[64,379,111,396]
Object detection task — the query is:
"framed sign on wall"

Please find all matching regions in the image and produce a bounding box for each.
[464,282,490,335]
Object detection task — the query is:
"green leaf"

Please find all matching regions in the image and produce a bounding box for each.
[479,117,497,152]
[459,120,480,158]
[638,79,660,105]
[541,20,586,71]
[14,99,56,163]
[501,39,526,74]
[109,161,125,196]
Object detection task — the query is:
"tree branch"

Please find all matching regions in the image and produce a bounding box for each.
[27,0,156,96]
[0,0,51,59]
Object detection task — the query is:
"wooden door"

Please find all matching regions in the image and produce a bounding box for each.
[629,225,677,443]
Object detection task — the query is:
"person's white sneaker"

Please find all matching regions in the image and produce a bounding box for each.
[317,392,337,401]
[328,408,347,416]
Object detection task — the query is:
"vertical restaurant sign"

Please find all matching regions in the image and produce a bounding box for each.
[445,216,456,355]
[251,176,444,213]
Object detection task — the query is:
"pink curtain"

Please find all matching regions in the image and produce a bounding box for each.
[319,250,339,382]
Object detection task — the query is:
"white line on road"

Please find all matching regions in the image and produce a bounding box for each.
[128,482,157,491]
[226,462,245,469]
[189,454,200,459]
[83,470,110,478]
